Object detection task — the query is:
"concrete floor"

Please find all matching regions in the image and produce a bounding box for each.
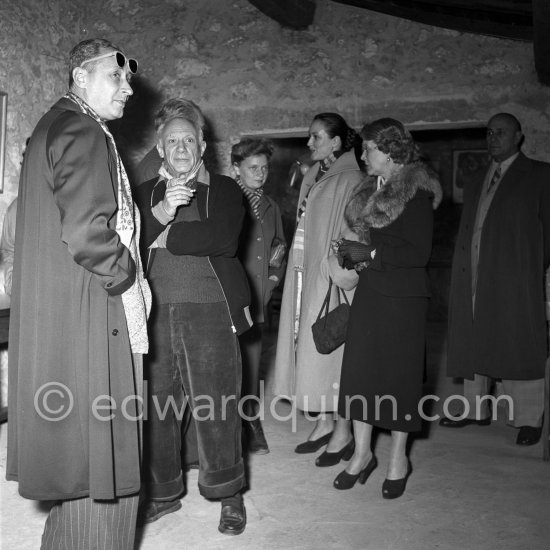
[1,322,549,550]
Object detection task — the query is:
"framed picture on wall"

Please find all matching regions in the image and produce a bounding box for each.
[0,92,6,193]
[452,149,489,203]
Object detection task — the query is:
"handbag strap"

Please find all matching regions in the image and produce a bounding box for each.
[315,278,333,322]
[336,285,350,306]
[315,278,350,323]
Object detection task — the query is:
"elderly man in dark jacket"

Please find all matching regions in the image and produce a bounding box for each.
[441,113,550,446]
[134,98,250,536]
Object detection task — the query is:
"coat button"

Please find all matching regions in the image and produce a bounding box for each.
[257,237,262,241]
[257,256,262,260]
[112,329,119,336]
[106,282,113,288]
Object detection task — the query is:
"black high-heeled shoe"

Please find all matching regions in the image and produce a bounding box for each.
[315,439,355,467]
[382,460,412,499]
[294,431,333,454]
[333,455,377,490]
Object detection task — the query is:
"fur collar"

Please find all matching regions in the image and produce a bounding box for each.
[345,162,442,242]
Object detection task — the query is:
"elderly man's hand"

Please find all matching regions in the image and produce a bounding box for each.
[162,183,195,216]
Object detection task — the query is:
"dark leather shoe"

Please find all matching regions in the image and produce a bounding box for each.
[333,455,377,490]
[315,439,354,467]
[294,431,333,454]
[516,426,542,446]
[137,499,182,526]
[218,498,246,536]
[246,418,270,454]
[382,460,412,500]
[439,415,491,428]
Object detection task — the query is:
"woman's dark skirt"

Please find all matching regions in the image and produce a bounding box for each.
[338,279,428,432]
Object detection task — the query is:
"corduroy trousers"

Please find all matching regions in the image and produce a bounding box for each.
[143,302,246,501]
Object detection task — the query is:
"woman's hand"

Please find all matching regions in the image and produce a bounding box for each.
[162,183,195,216]
[337,239,376,270]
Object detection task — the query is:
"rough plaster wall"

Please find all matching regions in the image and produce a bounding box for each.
[1,0,550,222]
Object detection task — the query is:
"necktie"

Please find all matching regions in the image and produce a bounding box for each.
[488,164,501,191]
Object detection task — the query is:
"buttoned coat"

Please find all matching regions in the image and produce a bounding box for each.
[6,98,141,501]
[272,151,363,411]
[447,152,550,381]
[238,194,286,323]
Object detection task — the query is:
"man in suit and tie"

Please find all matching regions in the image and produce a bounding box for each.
[440,112,550,446]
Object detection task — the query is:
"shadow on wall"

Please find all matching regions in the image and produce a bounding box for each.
[108,76,162,182]
[110,77,224,181]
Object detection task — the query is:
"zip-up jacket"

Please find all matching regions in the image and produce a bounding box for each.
[134,172,252,335]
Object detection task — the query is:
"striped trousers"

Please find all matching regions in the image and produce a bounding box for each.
[41,355,143,549]
[40,494,139,550]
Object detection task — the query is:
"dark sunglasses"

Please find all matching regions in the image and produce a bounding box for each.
[80,50,138,74]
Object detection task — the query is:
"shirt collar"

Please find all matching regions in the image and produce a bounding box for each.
[492,152,519,172]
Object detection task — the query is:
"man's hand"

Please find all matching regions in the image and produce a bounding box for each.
[162,183,195,216]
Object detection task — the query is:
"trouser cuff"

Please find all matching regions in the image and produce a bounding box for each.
[145,472,184,501]
[198,461,246,499]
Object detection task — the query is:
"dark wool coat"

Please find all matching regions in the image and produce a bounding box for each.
[338,162,442,431]
[447,153,550,380]
[7,98,141,501]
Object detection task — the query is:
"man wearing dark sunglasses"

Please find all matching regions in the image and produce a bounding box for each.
[6,38,150,550]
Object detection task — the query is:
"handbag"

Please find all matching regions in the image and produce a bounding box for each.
[311,277,351,354]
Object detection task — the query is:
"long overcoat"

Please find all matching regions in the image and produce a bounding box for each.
[6,98,141,501]
[272,151,363,411]
[447,153,550,381]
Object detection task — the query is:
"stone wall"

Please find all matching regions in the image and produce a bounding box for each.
[1,0,550,221]
[1,0,550,399]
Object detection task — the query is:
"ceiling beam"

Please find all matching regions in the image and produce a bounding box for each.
[247,0,316,30]
[331,0,532,40]
[533,0,550,85]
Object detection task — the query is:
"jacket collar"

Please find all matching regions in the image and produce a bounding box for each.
[313,150,360,183]
[301,151,360,201]
[52,96,82,114]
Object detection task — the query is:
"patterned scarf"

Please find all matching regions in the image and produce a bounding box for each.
[65,91,151,354]
[235,176,264,220]
[315,150,343,182]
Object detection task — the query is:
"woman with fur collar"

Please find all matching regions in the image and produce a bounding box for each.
[333,118,442,498]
